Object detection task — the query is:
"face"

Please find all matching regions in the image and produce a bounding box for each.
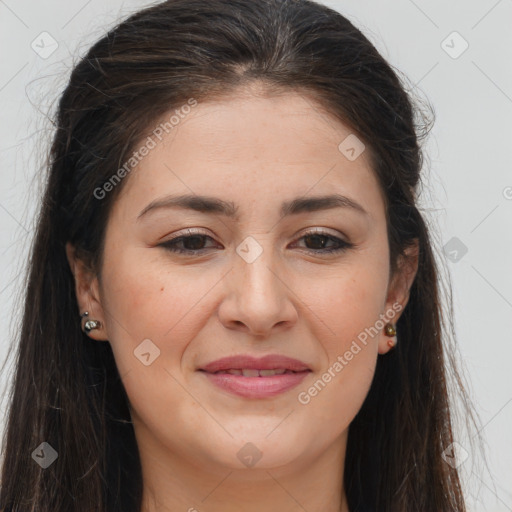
[68,86,416,477]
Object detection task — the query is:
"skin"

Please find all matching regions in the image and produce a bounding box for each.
[67,83,418,512]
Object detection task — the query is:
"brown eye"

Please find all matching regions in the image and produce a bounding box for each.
[293,231,353,254]
[158,230,352,256]
[159,232,220,254]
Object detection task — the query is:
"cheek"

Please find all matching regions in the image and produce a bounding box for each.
[302,262,389,350]
[291,262,386,418]
[98,249,215,436]
[294,340,376,463]
[291,269,386,449]
[99,247,218,374]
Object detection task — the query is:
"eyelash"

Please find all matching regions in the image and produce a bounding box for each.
[158,229,353,256]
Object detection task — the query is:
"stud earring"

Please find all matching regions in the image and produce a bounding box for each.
[80,311,101,334]
[385,322,397,349]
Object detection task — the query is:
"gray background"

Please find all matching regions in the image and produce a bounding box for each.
[0,0,511,510]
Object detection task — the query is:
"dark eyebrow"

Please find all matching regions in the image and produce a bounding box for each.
[280,194,368,217]
[137,193,368,221]
[137,195,240,221]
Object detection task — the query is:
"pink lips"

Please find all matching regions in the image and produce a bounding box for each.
[198,354,312,399]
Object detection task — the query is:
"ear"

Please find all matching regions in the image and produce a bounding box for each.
[65,242,109,341]
[378,239,419,355]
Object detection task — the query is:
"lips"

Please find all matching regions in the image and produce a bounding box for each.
[215,368,295,377]
[198,355,312,398]
[199,354,311,374]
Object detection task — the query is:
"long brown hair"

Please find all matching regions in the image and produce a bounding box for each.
[0,0,480,510]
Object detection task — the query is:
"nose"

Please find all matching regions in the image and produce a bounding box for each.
[217,240,299,337]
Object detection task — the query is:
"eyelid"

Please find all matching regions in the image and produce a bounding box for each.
[158,228,220,252]
[159,227,212,241]
[160,226,348,245]
[289,229,353,254]
[158,226,353,256]
[295,226,348,240]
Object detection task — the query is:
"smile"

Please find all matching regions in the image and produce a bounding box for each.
[199,369,311,398]
[212,368,299,376]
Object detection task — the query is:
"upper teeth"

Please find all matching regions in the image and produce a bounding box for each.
[216,369,291,376]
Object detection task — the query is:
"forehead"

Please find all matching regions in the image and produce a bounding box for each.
[112,89,385,222]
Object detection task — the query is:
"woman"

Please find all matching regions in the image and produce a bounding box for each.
[0,0,478,510]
